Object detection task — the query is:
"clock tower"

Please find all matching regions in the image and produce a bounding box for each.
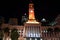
[26,2,39,24]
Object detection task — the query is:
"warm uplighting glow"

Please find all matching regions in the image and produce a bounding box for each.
[29,13,35,19]
[26,3,39,24]
[26,21,39,24]
[29,10,35,19]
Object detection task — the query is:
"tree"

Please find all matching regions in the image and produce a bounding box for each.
[47,28,53,33]
[11,28,19,40]
[0,28,3,40]
[3,27,10,40]
[47,28,53,37]
[54,27,60,32]
[3,27,10,37]
[54,27,60,36]
[4,27,9,33]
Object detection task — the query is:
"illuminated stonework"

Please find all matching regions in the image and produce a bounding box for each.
[26,3,39,24]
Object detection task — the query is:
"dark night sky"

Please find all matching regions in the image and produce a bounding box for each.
[0,0,60,24]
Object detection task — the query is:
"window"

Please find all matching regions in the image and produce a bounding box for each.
[20,35,23,37]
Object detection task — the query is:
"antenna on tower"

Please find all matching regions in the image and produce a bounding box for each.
[30,0,33,3]
[30,0,32,2]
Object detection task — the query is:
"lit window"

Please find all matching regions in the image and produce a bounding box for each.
[43,30,45,33]
[43,30,47,33]
[19,30,21,32]
[46,30,47,33]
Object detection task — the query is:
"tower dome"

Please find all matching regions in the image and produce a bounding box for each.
[41,18,46,22]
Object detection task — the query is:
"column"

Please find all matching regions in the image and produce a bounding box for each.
[30,27,31,37]
[31,26,33,37]
[40,38,43,40]
[29,26,30,37]
[25,27,27,36]
[36,27,38,37]
[26,27,28,37]
[27,27,29,37]
[24,38,26,40]
[35,27,36,37]
[23,26,25,37]
[30,26,31,37]
[32,27,33,37]
[35,38,37,40]
[38,27,40,37]
[30,38,32,40]
[32,38,35,40]
[34,27,35,37]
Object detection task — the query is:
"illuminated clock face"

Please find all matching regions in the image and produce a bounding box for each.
[31,10,33,12]
[29,10,33,12]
